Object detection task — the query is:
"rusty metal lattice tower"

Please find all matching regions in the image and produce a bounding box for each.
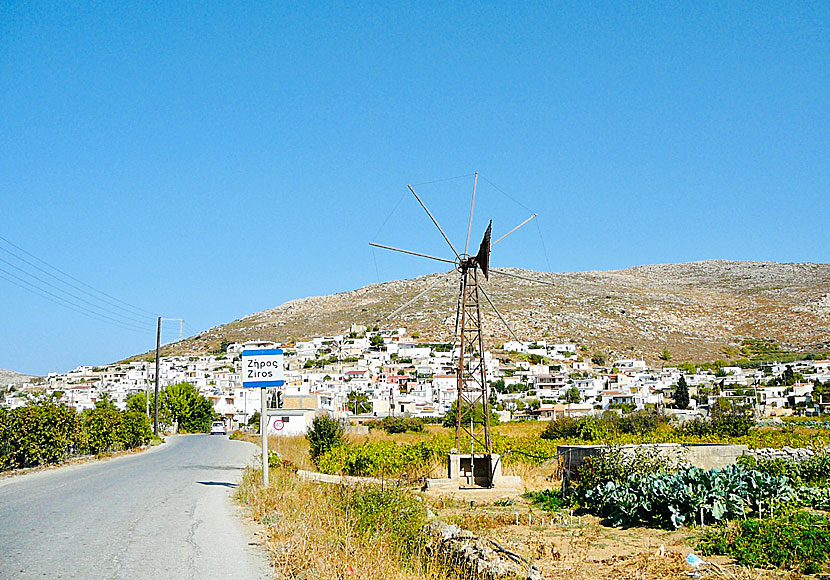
[370,172,541,488]
[455,225,492,473]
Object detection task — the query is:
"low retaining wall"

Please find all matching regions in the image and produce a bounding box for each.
[558,443,750,473]
[748,446,830,462]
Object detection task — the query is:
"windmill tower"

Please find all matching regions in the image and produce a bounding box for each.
[454,220,493,485]
[371,173,539,488]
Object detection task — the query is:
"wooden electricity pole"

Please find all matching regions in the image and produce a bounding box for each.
[154,316,161,436]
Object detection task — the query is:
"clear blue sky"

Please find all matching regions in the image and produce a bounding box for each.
[2,2,828,375]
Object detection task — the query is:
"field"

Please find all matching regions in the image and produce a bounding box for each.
[235,419,830,579]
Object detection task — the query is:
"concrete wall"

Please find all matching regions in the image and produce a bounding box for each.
[558,443,750,473]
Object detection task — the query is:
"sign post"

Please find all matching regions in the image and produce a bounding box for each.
[241,348,284,487]
[272,417,284,456]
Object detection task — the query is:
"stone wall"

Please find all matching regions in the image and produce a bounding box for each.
[426,517,542,580]
[747,446,830,462]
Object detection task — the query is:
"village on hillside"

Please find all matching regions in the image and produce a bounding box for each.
[4,324,830,434]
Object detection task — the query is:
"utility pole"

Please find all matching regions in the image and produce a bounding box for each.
[154,316,161,436]
[151,317,183,437]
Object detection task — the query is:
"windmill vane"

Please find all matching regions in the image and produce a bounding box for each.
[369,174,543,489]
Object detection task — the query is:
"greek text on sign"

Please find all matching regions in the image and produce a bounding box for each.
[241,349,285,388]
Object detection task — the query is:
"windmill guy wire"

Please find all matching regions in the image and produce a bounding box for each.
[479,285,522,343]
[489,268,557,286]
[379,273,449,325]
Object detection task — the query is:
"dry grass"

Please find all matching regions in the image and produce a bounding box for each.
[237,465,459,580]
[234,432,450,579]
[235,430,792,580]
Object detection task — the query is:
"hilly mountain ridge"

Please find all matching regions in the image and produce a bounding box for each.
[169,260,830,364]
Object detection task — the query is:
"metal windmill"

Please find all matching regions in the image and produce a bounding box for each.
[371,173,541,487]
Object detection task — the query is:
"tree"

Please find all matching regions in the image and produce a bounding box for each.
[125,391,147,414]
[442,401,500,428]
[591,350,607,366]
[659,347,672,369]
[213,339,233,355]
[162,382,216,433]
[126,391,172,428]
[306,415,344,464]
[347,390,371,415]
[564,386,582,404]
[369,334,385,348]
[674,375,690,410]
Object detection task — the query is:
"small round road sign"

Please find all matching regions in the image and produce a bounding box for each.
[272,418,285,431]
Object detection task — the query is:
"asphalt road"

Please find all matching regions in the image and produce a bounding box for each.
[0,435,272,580]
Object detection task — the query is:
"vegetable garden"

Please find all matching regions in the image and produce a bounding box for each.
[299,412,830,574]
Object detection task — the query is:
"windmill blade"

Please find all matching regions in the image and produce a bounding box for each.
[492,213,538,247]
[479,285,521,343]
[464,172,479,255]
[408,184,461,259]
[475,221,492,280]
[369,242,456,264]
[489,268,556,286]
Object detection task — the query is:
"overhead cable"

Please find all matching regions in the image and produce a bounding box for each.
[0,268,151,333]
[0,234,155,317]
[0,255,154,328]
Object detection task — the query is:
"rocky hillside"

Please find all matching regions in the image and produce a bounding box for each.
[0,369,39,388]
[175,260,830,364]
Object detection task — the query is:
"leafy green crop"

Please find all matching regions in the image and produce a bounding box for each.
[523,489,575,511]
[699,510,830,574]
[585,464,793,529]
[316,439,446,477]
[738,452,830,487]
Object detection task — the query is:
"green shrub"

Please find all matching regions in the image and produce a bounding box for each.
[682,413,754,438]
[795,453,830,486]
[121,411,152,449]
[540,416,582,439]
[699,510,830,574]
[541,412,666,443]
[615,411,667,435]
[1,400,150,470]
[797,487,830,510]
[377,416,424,434]
[738,452,830,487]
[306,415,345,464]
[341,485,427,560]
[84,404,125,454]
[1,400,82,468]
[316,440,442,477]
[442,401,500,428]
[574,445,683,498]
[523,489,574,511]
[541,415,610,441]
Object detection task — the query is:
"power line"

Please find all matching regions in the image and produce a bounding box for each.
[0,244,153,322]
[0,268,152,333]
[0,255,154,328]
[0,234,155,317]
